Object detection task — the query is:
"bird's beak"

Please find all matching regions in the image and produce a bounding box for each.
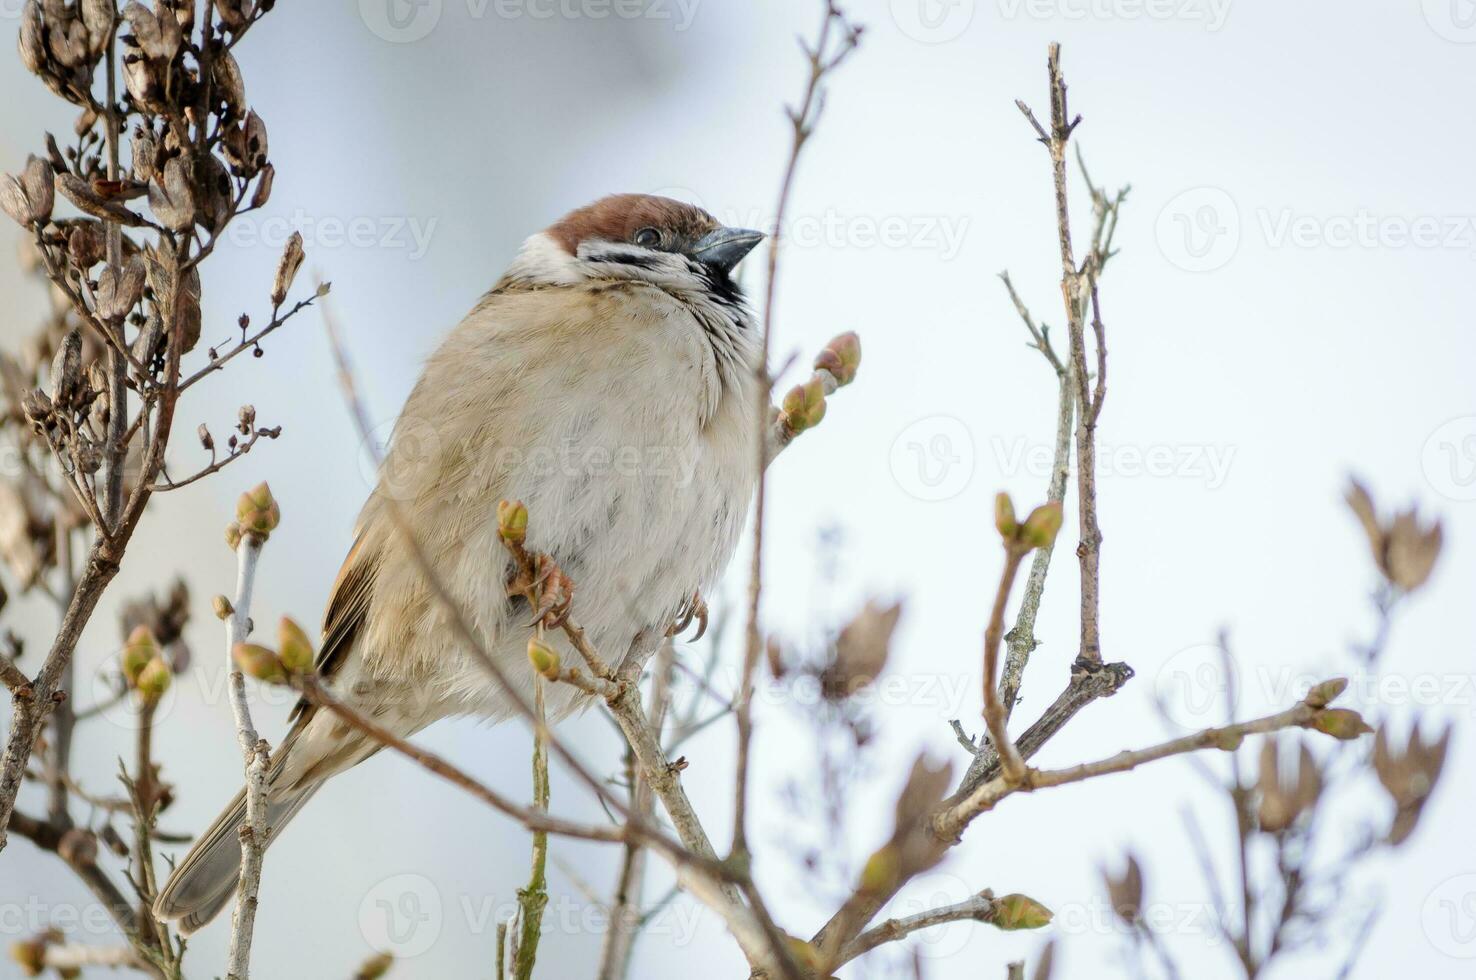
[690,227,765,273]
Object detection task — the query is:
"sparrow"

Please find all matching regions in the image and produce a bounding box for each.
[155,194,765,932]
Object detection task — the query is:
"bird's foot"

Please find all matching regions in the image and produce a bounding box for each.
[507,551,576,628]
[667,590,709,641]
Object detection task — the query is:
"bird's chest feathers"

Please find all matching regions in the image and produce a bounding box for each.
[506,285,757,627]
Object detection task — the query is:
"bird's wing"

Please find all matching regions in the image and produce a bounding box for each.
[286,531,379,722]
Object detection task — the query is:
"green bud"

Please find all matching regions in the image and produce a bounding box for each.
[121,625,160,685]
[10,937,46,976]
[858,844,900,896]
[815,331,861,386]
[245,481,274,511]
[1303,677,1349,709]
[135,656,171,701]
[994,492,1018,539]
[1310,707,1373,741]
[497,499,529,546]
[526,637,561,680]
[781,376,827,433]
[356,953,394,980]
[233,643,285,684]
[212,594,235,620]
[225,522,243,551]
[992,893,1053,931]
[1021,501,1064,550]
[277,616,315,674]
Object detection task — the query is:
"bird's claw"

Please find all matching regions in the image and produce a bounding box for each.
[667,591,709,641]
[509,551,575,628]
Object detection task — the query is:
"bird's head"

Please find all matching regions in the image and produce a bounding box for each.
[501,194,764,307]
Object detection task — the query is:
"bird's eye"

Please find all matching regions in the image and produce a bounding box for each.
[633,227,662,249]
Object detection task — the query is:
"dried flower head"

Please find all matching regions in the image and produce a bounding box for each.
[1345,479,1443,592]
[1373,722,1451,846]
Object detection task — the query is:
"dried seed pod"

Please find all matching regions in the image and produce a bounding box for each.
[131,131,158,182]
[0,156,55,227]
[80,0,114,56]
[1103,854,1143,925]
[821,599,902,700]
[271,231,305,306]
[56,173,143,226]
[213,50,247,117]
[50,329,83,410]
[67,222,105,268]
[250,162,275,209]
[147,156,196,232]
[95,257,146,321]
[19,2,46,77]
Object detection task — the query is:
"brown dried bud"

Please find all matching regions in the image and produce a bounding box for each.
[57,828,98,866]
[1103,854,1143,925]
[1257,737,1321,833]
[212,594,234,620]
[198,423,214,451]
[355,953,394,980]
[1345,479,1443,593]
[1373,722,1452,846]
[271,230,304,306]
[821,599,902,700]
[9,932,47,976]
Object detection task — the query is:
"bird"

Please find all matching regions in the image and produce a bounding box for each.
[154,193,766,933]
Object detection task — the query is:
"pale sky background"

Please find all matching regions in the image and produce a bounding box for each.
[3,1,1475,977]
